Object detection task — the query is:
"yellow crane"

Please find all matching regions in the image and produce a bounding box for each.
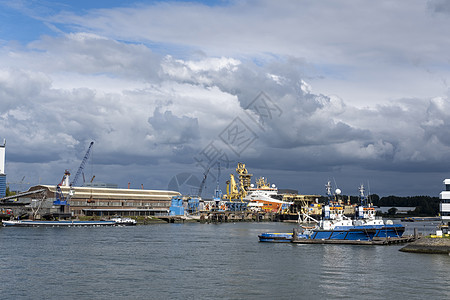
[225,162,253,201]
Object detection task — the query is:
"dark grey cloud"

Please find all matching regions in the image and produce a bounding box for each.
[428,0,450,14]
[148,108,200,145]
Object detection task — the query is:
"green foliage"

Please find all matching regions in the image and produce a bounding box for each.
[5,186,16,197]
[316,193,439,216]
[369,194,380,205]
[387,207,398,215]
[376,195,440,216]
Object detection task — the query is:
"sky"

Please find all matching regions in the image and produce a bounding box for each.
[1,0,450,197]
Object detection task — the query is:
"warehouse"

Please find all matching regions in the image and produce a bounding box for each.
[26,185,181,217]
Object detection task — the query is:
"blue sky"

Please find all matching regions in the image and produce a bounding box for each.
[0,0,230,44]
[1,0,450,197]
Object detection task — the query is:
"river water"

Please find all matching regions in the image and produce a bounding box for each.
[0,221,449,299]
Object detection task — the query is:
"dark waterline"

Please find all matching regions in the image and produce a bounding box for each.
[1,222,449,299]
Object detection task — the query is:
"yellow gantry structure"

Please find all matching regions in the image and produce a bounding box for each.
[226,162,253,201]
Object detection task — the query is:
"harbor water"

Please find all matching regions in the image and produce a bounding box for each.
[1,221,449,299]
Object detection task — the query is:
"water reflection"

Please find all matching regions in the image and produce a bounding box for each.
[1,222,449,299]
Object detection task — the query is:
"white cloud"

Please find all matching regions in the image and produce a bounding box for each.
[40,0,450,105]
[1,1,450,196]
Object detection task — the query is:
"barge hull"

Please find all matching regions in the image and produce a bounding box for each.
[2,220,116,227]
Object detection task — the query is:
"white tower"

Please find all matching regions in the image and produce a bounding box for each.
[440,179,450,225]
[0,139,5,174]
[0,139,5,197]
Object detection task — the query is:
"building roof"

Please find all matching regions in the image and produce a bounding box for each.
[29,185,181,201]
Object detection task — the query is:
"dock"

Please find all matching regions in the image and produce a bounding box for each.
[159,211,276,223]
[399,236,450,254]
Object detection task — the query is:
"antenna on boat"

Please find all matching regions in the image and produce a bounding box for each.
[325,181,333,205]
[333,177,339,190]
[359,183,366,207]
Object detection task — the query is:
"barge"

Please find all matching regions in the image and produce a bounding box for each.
[2,220,116,227]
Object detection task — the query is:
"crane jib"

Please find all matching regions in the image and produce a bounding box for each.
[70,141,94,187]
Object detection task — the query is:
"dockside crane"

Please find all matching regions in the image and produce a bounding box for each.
[197,166,210,198]
[70,141,94,187]
[53,141,94,207]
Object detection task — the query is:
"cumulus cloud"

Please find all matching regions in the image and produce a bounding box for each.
[0,35,445,179]
[0,1,450,196]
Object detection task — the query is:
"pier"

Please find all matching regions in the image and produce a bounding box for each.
[158,211,277,223]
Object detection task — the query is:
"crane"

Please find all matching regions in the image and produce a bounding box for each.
[6,176,30,192]
[53,141,94,207]
[197,166,210,198]
[70,141,94,187]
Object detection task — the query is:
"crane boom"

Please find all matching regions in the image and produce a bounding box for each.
[197,167,210,198]
[70,141,94,187]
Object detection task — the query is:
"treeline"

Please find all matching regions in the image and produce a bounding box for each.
[5,187,16,197]
[370,194,440,216]
[320,194,441,216]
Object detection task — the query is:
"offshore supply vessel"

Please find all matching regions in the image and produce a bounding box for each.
[223,163,292,213]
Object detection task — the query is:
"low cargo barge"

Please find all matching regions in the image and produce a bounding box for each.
[2,220,116,227]
[258,232,416,245]
[291,236,416,245]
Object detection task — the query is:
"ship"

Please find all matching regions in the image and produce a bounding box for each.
[244,177,291,212]
[259,183,405,242]
[2,219,116,227]
[222,163,292,212]
[111,216,137,226]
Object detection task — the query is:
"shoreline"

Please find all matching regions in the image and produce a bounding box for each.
[399,237,450,254]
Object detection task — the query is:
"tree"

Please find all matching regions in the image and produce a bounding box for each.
[387,207,398,215]
[369,194,380,206]
[5,186,16,197]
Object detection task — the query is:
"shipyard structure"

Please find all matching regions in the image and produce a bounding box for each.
[2,181,180,219]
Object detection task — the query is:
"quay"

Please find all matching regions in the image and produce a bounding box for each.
[199,211,272,223]
[159,211,277,223]
[400,237,450,254]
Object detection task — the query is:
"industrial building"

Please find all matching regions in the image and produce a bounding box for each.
[0,140,181,219]
[23,184,181,218]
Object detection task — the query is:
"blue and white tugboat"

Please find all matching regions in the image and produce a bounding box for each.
[353,184,405,238]
[259,183,405,242]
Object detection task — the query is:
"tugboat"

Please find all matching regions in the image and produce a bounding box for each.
[259,182,405,242]
[353,184,405,238]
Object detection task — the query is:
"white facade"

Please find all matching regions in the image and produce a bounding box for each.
[0,140,5,174]
[439,179,450,223]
